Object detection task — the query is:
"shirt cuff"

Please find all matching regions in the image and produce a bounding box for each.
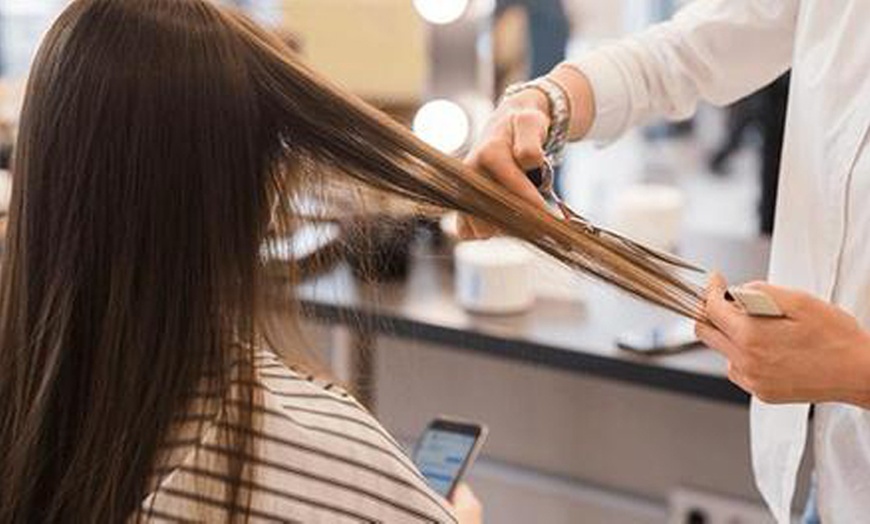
[567,50,631,143]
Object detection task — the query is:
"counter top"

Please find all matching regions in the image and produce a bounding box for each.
[0,204,766,404]
[297,233,769,404]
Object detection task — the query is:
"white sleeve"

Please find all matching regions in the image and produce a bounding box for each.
[572,0,799,142]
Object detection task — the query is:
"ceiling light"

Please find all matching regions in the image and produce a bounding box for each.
[413,99,471,155]
[413,0,469,25]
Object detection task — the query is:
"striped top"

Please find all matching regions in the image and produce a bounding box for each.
[139,351,456,523]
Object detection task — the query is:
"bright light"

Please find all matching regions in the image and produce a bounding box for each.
[413,99,471,155]
[413,0,469,25]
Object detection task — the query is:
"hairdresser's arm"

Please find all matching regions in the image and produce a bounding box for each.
[463,0,797,236]
[562,0,798,143]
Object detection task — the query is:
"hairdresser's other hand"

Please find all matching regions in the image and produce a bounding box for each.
[450,483,483,524]
[457,89,550,239]
[695,274,870,407]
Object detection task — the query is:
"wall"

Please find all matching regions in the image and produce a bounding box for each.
[0,1,67,78]
[281,0,427,104]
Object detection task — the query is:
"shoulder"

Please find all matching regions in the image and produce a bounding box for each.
[249,351,456,522]
[144,351,456,523]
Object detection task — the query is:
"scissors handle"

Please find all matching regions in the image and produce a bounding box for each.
[527,167,545,190]
[526,158,556,198]
[526,161,706,274]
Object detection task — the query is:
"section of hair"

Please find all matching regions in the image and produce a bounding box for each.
[0,1,704,523]
[234,11,705,320]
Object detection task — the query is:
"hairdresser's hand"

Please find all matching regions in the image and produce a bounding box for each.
[695,274,870,407]
[457,89,550,239]
[458,66,596,239]
[450,483,483,524]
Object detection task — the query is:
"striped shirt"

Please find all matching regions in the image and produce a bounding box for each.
[139,351,456,523]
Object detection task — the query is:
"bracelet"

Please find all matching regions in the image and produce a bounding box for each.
[503,77,571,164]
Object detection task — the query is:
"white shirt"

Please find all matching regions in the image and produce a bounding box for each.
[571,1,870,522]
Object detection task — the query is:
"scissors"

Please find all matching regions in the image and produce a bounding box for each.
[526,158,706,274]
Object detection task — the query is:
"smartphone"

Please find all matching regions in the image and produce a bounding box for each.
[616,320,702,355]
[412,417,488,498]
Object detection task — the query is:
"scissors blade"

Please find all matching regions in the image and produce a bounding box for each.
[526,163,706,274]
[598,225,707,273]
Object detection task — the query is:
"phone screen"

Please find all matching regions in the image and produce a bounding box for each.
[413,420,484,497]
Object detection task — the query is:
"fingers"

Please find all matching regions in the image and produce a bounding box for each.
[703,272,745,336]
[695,321,739,360]
[457,215,475,239]
[450,483,478,504]
[460,100,550,242]
[704,272,727,296]
[725,360,752,394]
[457,214,497,240]
[450,483,483,523]
[473,143,546,208]
[696,321,756,394]
[467,105,549,210]
[510,110,548,171]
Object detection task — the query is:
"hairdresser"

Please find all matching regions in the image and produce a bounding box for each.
[462,2,870,523]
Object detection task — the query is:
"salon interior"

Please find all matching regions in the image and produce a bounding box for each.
[0,1,798,523]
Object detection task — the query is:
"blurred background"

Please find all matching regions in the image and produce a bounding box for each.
[0,0,786,241]
[0,1,793,523]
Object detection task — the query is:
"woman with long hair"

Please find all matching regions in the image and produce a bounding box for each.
[0,0,703,521]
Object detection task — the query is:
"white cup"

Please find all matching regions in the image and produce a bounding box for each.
[609,184,685,251]
[454,238,535,314]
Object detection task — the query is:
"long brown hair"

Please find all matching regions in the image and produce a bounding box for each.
[0,0,702,521]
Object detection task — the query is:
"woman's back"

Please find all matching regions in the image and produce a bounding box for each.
[144,351,454,523]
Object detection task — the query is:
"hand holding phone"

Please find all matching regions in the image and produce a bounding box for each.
[450,484,483,524]
[413,417,488,499]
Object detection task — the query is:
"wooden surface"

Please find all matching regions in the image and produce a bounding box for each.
[296,233,771,404]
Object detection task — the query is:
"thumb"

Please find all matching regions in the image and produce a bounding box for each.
[450,483,482,523]
[704,272,745,335]
[510,110,549,171]
[706,272,728,296]
[451,483,481,509]
[450,483,477,505]
[457,214,497,240]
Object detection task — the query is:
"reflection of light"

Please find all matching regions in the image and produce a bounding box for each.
[474,0,496,19]
[413,0,469,25]
[413,99,471,155]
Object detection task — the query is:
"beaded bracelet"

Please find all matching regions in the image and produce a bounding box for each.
[503,77,572,164]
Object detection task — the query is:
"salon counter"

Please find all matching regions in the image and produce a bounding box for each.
[296,233,770,405]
